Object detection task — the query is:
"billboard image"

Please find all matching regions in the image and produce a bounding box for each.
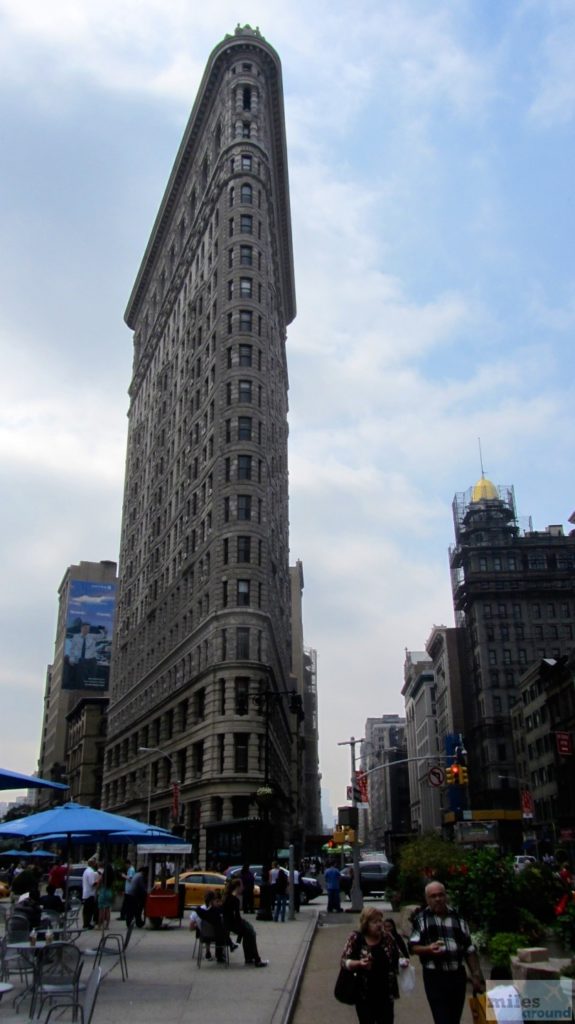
[61,579,116,692]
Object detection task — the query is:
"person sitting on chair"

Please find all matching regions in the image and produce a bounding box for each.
[192,890,229,963]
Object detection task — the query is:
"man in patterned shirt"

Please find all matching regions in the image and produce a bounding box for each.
[410,882,485,1024]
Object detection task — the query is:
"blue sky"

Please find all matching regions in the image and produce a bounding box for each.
[0,0,573,819]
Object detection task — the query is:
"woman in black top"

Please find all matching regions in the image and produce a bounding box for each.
[340,906,398,1024]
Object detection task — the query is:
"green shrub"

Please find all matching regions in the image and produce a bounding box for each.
[517,908,545,945]
[515,864,562,925]
[488,932,524,972]
[447,849,518,933]
[397,834,467,903]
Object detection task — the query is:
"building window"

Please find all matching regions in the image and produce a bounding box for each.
[532,603,541,619]
[239,379,252,402]
[242,86,252,110]
[240,215,253,234]
[238,416,252,441]
[240,277,252,297]
[224,497,230,522]
[222,581,228,607]
[479,557,487,571]
[237,495,251,520]
[488,650,497,666]
[194,687,205,720]
[240,245,252,265]
[239,309,253,332]
[234,676,250,715]
[493,556,502,571]
[241,154,252,171]
[236,627,250,659]
[234,734,249,772]
[237,579,250,606]
[239,344,252,366]
[238,455,252,480]
[219,677,226,714]
[229,186,235,207]
[242,121,251,138]
[192,740,204,776]
[237,536,251,563]
[217,734,225,774]
[240,183,253,204]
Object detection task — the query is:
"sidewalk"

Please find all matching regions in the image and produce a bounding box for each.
[293,911,476,1024]
[1,907,318,1024]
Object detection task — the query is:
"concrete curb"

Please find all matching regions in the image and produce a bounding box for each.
[271,910,320,1024]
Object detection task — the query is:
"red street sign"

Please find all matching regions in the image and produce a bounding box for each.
[556,732,573,756]
[521,789,534,818]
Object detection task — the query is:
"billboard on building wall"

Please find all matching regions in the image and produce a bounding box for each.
[61,579,116,692]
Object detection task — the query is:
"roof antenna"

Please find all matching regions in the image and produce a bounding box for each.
[478,437,485,478]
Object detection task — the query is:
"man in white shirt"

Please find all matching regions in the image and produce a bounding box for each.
[81,857,100,929]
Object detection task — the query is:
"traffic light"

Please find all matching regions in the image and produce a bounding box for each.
[344,829,356,844]
[459,766,469,785]
[333,829,346,844]
[446,764,461,785]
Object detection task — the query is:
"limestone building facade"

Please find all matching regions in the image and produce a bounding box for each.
[102,27,297,865]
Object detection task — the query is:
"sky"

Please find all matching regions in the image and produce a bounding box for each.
[0,0,574,821]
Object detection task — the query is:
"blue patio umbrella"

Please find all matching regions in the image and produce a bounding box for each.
[0,803,184,843]
[0,768,68,791]
[0,848,55,858]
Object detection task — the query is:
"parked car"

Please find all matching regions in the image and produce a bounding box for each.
[66,865,87,899]
[225,865,323,904]
[513,855,536,873]
[340,860,393,898]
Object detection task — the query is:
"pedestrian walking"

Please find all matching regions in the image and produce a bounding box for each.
[324,861,342,912]
[339,906,397,1024]
[409,882,485,1024]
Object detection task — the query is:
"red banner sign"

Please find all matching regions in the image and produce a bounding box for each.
[172,781,180,822]
[355,770,369,804]
[556,732,573,756]
[520,789,534,818]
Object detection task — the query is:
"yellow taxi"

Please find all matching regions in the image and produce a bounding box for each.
[154,870,228,908]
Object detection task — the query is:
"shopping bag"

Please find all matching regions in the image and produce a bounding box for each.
[398,964,416,995]
[469,993,488,1024]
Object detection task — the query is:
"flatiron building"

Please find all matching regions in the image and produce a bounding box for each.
[103,26,297,865]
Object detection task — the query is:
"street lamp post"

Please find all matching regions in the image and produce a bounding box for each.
[338,736,363,913]
[139,747,179,826]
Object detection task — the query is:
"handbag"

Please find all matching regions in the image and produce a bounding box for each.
[334,965,359,1004]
